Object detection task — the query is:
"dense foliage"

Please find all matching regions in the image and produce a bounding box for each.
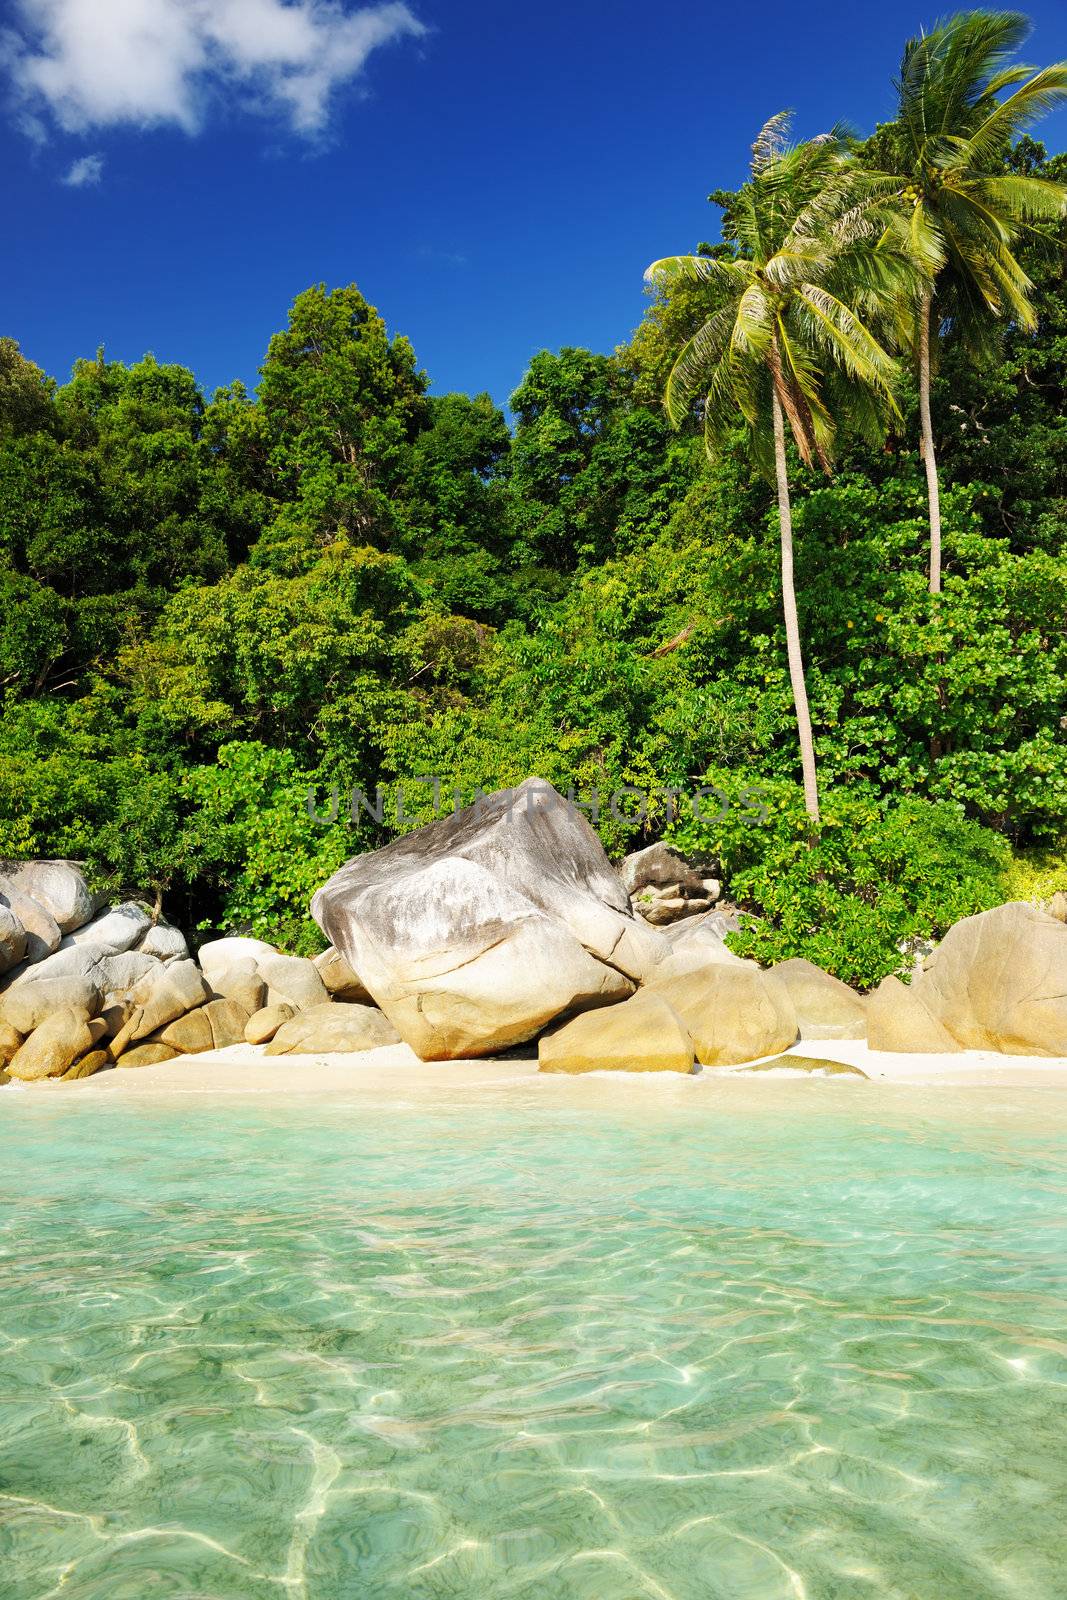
[2,131,1065,977]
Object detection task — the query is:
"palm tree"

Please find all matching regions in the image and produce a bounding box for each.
[647,117,907,826]
[884,10,1067,594]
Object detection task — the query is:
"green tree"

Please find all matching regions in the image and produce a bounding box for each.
[647,116,906,823]
[878,9,1067,593]
[254,283,427,572]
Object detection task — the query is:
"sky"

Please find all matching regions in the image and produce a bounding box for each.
[4,0,1067,414]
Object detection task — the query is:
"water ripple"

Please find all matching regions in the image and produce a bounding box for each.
[1,1087,1066,1598]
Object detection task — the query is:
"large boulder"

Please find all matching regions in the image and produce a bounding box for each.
[539,990,694,1074]
[0,885,61,965]
[64,902,151,955]
[7,1008,99,1081]
[314,945,372,1003]
[0,903,26,974]
[910,902,1067,1055]
[1,974,103,1035]
[0,860,96,935]
[258,954,328,1015]
[648,964,798,1066]
[264,1002,401,1055]
[764,958,867,1040]
[866,975,962,1054]
[312,780,654,1059]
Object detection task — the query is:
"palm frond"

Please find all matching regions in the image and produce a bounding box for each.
[663,305,737,428]
[970,171,1067,223]
[957,61,1067,166]
[751,110,793,174]
[644,254,751,290]
[796,284,900,401]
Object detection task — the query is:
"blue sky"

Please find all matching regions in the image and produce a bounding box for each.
[5,0,1067,412]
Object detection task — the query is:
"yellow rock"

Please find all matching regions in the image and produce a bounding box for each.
[736,1054,868,1078]
[764,958,866,1039]
[0,1020,24,1066]
[650,964,797,1066]
[866,975,961,1053]
[61,1049,112,1080]
[538,989,694,1073]
[244,1003,294,1045]
[116,1041,179,1069]
[7,1007,94,1081]
[913,902,1067,1055]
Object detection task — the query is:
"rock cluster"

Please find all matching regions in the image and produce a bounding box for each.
[620,841,722,925]
[311,780,864,1072]
[0,861,408,1083]
[6,800,1063,1086]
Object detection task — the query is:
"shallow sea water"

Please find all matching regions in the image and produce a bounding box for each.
[2,1078,1066,1599]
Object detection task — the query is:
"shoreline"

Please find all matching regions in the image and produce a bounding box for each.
[6,1038,1067,1097]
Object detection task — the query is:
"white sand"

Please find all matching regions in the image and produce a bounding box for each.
[10,1036,1064,1099]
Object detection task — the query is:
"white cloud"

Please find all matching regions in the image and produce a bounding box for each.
[61,150,103,184]
[5,0,425,138]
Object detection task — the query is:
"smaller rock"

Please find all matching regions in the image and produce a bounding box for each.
[7,1006,94,1081]
[116,1041,179,1068]
[0,902,27,974]
[208,961,267,1017]
[0,860,98,934]
[157,1007,214,1054]
[1045,891,1067,924]
[61,1048,112,1081]
[314,945,371,1003]
[204,997,250,1048]
[265,1002,400,1055]
[197,936,277,978]
[620,841,709,896]
[0,1019,25,1064]
[0,885,61,965]
[136,920,190,961]
[866,975,962,1054]
[64,902,151,955]
[259,954,329,1015]
[736,1054,868,1078]
[244,1004,294,1045]
[1,975,103,1035]
[539,990,694,1073]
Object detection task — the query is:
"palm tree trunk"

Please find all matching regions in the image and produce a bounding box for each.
[918,289,942,596]
[772,390,820,826]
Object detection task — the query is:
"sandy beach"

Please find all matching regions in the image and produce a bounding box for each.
[9,1036,1065,1098]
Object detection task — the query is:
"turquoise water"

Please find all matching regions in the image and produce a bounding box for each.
[2,1083,1066,1599]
